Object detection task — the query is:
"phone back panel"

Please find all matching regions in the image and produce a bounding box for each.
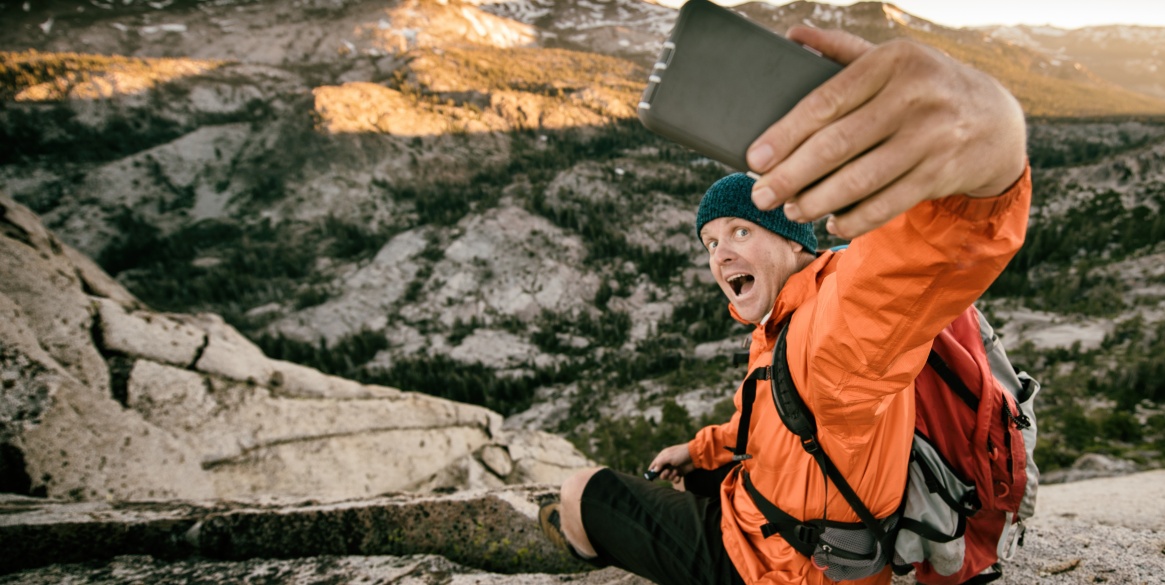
[638,0,842,171]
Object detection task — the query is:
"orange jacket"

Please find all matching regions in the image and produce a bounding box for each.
[688,167,1032,585]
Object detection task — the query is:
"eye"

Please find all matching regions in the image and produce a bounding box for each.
[733,227,749,238]
[705,240,718,251]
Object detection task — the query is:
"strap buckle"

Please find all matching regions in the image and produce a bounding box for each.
[793,524,820,546]
[801,437,821,454]
[732,453,753,462]
[960,491,981,514]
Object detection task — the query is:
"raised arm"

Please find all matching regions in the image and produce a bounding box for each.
[746,27,1028,238]
[752,28,1033,445]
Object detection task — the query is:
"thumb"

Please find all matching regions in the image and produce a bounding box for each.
[648,451,671,472]
[787,26,873,65]
[649,444,684,471]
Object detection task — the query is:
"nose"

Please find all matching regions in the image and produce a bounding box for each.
[712,241,736,265]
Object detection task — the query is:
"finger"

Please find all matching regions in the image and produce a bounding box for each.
[826,159,942,239]
[648,451,670,471]
[787,26,874,65]
[778,92,935,221]
[745,28,875,181]
[747,40,896,200]
[757,92,909,219]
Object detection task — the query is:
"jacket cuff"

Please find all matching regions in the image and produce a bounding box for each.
[935,163,1031,222]
[689,426,731,470]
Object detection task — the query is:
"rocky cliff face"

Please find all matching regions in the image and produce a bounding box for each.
[0,194,591,502]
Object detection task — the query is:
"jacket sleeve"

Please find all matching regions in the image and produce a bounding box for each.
[797,166,1032,445]
[688,397,743,470]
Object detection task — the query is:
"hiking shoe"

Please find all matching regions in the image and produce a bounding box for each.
[538,501,611,568]
[539,502,572,552]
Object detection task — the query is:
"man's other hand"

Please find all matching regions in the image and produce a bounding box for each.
[647,443,695,485]
[746,26,1027,239]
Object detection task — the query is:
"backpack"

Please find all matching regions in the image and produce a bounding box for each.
[732,305,1040,584]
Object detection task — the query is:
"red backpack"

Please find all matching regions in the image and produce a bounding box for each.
[735,306,1040,583]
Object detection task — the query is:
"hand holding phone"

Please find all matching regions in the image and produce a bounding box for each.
[640,0,1027,241]
[745,25,1027,239]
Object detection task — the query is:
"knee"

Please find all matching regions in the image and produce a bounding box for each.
[562,466,603,505]
[559,467,605,551]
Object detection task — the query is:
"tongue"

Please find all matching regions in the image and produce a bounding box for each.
[738,278,755,297]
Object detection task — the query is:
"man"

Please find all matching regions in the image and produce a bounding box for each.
[541,24,1031,585]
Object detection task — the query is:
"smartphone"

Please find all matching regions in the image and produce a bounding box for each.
[637,0,843,172]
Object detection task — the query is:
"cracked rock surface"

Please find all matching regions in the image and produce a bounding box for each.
[0,486,591,575]
[2,472,1165,583]
[0,555,649,585]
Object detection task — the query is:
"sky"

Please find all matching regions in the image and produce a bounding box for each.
[659,0,1165,29]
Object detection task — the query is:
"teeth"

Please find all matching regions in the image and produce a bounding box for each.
[727,274,752,296]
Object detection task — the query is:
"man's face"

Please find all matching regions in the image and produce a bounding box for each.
[700,217,803,325]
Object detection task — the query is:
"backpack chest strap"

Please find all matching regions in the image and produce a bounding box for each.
[730,364,770,461]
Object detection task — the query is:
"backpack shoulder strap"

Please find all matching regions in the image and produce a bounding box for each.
[770,321,890,545]
[771,320,817,440]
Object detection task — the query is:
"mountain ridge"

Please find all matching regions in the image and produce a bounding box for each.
[5,0,1165,116]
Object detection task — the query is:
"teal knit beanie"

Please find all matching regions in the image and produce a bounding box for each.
[695,173,818,252]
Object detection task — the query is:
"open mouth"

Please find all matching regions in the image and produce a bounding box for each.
[727,273,755,297]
